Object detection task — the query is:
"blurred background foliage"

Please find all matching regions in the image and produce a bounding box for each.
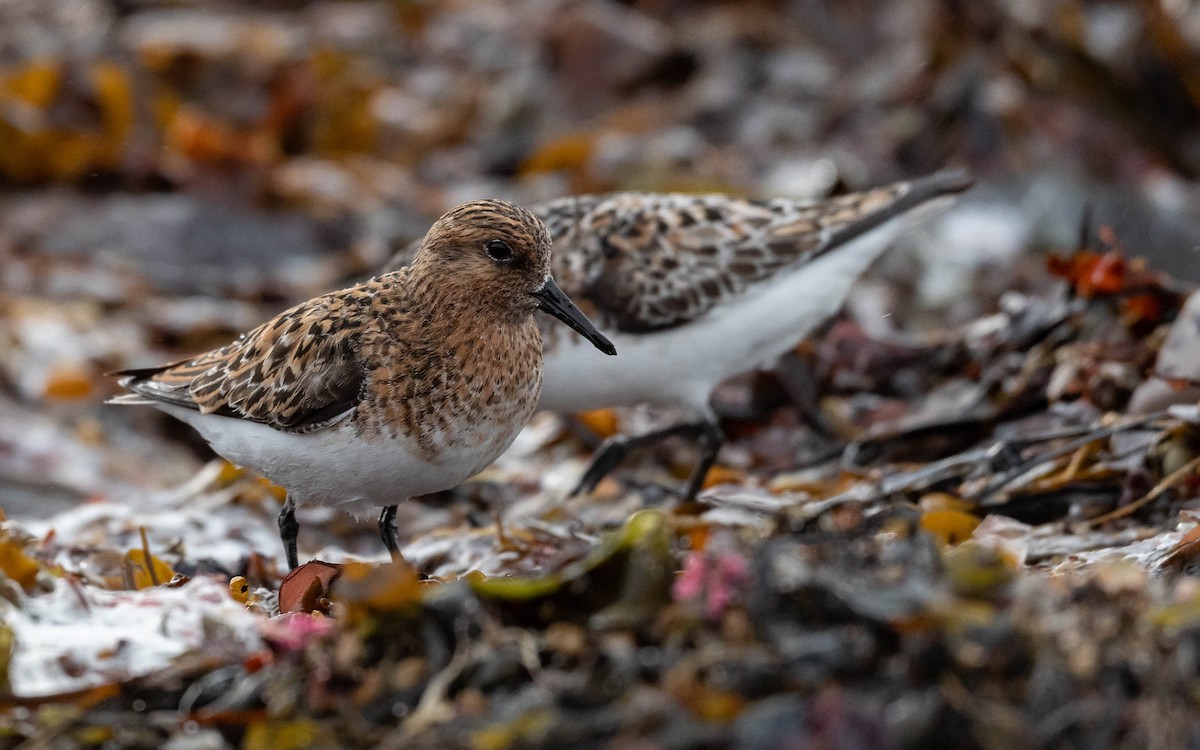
[0,0,1197,241]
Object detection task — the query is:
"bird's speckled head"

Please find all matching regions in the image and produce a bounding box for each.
[413,199,553,316]
[412,199,616,355]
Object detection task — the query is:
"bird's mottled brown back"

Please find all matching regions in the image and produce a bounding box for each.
[118,276,391,433]
[542,188,907,333]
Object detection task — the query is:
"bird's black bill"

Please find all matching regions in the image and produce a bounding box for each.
[533,277,617,355]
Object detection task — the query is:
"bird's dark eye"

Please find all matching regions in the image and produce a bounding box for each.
[485,239,513,263]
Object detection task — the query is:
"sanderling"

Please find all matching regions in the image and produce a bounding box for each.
[385,169,973,499]
[112,200,616,568]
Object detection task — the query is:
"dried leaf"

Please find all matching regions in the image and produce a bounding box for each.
[688,686,746,722]
[279,560,343,614]
[1047,249,1126,298]
[942,542,1014,598]
[472,711,554,750]
[229,576,250,605]
[124,549,175,590]
[41,363,94,401]
[519,132,595,176]
[471,510,670,603]
[0,539,40,591]
[1121,293,1165,326]
[243,719,337,750]
[310,50,379,157]
[0,621,13,695]
[920,509,981,547]
[576,408,618,439]
[330,560,421,621]
[701,465,747,491]
[0,60,132,181]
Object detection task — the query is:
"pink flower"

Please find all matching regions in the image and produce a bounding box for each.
[672,549,750,620]
[259,611,334,652]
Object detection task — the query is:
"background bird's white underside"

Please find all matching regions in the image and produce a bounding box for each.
[153,403,520,518]
[538,213,913,416]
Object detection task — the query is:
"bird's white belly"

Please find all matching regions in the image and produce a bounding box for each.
[157,404,518,518]
[539,215,906,414]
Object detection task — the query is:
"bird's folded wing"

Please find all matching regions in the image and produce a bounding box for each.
[562,170,972,333]
[116,291,368,433]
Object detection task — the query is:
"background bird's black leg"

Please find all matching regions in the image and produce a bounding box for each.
[681,420,726,501]
[379,505,400,560]
[571,420,715,497]
[277,496,300,570]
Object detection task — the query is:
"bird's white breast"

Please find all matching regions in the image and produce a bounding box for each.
[156,403,520,518]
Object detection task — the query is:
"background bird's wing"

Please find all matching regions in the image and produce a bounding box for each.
[116,288,371,433]
[544,169,973,332]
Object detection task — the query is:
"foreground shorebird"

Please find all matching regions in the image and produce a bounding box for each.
[111,200,615,568]
[386,170,972,499]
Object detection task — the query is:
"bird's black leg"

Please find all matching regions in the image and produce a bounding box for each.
[571,419,723,499]
[277,496,300,570]
[379,505,400,561]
